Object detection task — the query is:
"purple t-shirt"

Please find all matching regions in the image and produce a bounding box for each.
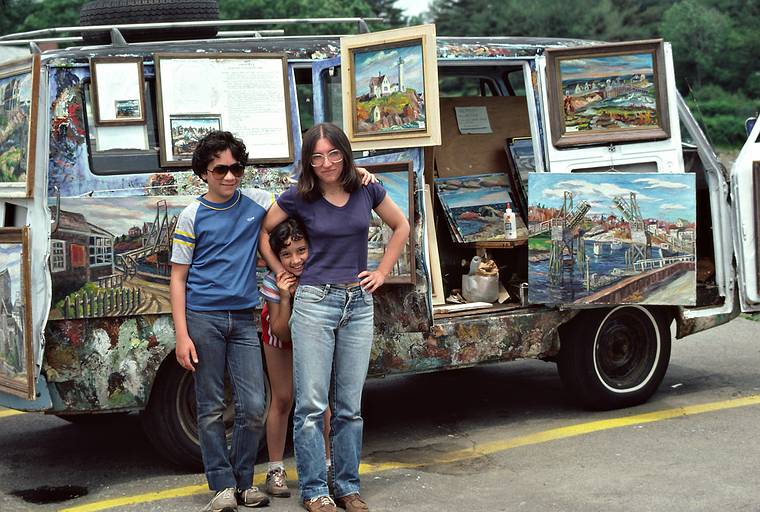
[276,183,386,285]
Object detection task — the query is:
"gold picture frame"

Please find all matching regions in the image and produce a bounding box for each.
[0,227,35,399]
[90,57,146,125]
[341,24,441,151]
[0,55,40,198]
[545,39,670,148]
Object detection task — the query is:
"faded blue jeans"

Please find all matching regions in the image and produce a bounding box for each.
[290,284,374,501]
[185,308,267,491]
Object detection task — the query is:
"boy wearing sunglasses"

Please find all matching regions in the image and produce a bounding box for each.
[170,130,277,511]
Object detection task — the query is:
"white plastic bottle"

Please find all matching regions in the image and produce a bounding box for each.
[504,202,517,240]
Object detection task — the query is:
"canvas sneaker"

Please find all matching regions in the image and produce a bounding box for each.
[303,495,337,512]
[335,493,369,512]
[265,467,291,497]
[201,487,238,512]
[236,487,270,508]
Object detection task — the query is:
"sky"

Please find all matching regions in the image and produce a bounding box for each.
[529,174,696,222]
[395,0,429,17]
[0,244,22,302]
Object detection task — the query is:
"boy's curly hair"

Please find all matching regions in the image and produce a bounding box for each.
[191,131,248,180]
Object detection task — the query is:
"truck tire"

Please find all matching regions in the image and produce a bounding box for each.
[141,356,269,470]
[79,0,219,45]
[557,305,671,410]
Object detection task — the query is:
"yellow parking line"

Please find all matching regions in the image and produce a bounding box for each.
[59,394,760,512]
[0,409,24,418]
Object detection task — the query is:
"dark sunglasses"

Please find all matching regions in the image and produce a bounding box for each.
[208,162,245,178]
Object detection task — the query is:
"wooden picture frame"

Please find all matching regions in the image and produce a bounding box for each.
[545,39,670,148]
[0,227,35,399]
[753,161,760,293]
[90,57,146,125]
[341,24,441,151]
[0,55,40,198]
[505,137,532,223]
[365,161,416,284]
[423,184,445,305]
[154,53,294,167]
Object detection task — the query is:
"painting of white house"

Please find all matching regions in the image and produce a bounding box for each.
[0,243,27,390]
[352,40,426,136]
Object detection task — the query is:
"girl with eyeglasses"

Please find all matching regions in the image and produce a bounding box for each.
[261,123,410,512]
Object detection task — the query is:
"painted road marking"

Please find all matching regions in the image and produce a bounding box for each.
[0,409,24,419]
[59,394,760,512]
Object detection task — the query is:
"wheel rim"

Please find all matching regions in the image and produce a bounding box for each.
[593,306,661,393]
[175,372,235,447]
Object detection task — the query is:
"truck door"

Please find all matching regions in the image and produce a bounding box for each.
[730,117,760,311]
[0,54,51,402]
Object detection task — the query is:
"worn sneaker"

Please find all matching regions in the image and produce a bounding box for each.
[201,487,238,512]
[335,493,369,512]
[236,487,270,508]
[265,467,291,497]
[303,495,337,512]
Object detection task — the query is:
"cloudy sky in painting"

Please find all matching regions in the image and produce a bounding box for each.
[59,197,192,236]
[354,43,424,96]
[530,174,695,222]
[375,171,409,214]
[0,244,22,302]
[559,53,654,81]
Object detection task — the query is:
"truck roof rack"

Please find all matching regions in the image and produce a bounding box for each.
[0,17,383,46]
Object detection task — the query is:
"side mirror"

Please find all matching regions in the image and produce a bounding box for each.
[746,116,757,138]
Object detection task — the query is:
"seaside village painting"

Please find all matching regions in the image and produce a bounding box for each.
[528,173,696,305]
[435,173,521,243]
[0,69,32,182]
[353,41,426,135]
[48,196,191,320]
[0,243,27,387]
[560,52,659,132]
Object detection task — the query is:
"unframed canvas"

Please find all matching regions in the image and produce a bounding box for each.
[527,172,696,306]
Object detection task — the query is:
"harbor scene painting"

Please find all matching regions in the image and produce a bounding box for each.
[435,173,518,243]
[527,173,696,306]
[367,166,415,282]
[559,52,659,133]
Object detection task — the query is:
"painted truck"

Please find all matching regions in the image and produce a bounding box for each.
[0,16,758,469]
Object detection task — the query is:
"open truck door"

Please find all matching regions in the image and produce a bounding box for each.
[0,54,53,406]
[730,117,760,312]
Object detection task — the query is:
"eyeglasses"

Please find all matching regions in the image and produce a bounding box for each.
[208,162,245,179]
[310,149,344,167]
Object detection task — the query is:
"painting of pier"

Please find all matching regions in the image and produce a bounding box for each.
[527,172,696,306]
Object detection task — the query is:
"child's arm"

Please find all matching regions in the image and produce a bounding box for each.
[260,202,290,276]
[170,263,198,371]
[267,271,298,341]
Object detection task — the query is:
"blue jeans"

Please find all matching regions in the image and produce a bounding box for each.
[185,308,267,491]
[290,284,374,501]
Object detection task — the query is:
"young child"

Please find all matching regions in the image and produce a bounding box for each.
[260,223,337,499]
[170,130,278,512]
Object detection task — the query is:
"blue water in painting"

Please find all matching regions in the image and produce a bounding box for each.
[529,241,684,304]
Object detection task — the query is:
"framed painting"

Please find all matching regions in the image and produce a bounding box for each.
[155,53,293,166]
[505,137,534,223]
[545,39,670,148]
[527,172,696,306]
[90,57,146,125]
[0,55,40,198]
[169,114,222,159]
[0,227,34,399]
[341,24,441,151]
[423,184,445,305]
[365,161,416,284]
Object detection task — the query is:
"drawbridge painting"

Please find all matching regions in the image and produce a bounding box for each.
[527,173,696,306]
[48,196,193,320]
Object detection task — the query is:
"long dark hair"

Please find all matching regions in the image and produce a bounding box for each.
[270,218,308,256]
[297,123,360,202]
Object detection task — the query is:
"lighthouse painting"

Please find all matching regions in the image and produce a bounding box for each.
[351,39,426,136]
